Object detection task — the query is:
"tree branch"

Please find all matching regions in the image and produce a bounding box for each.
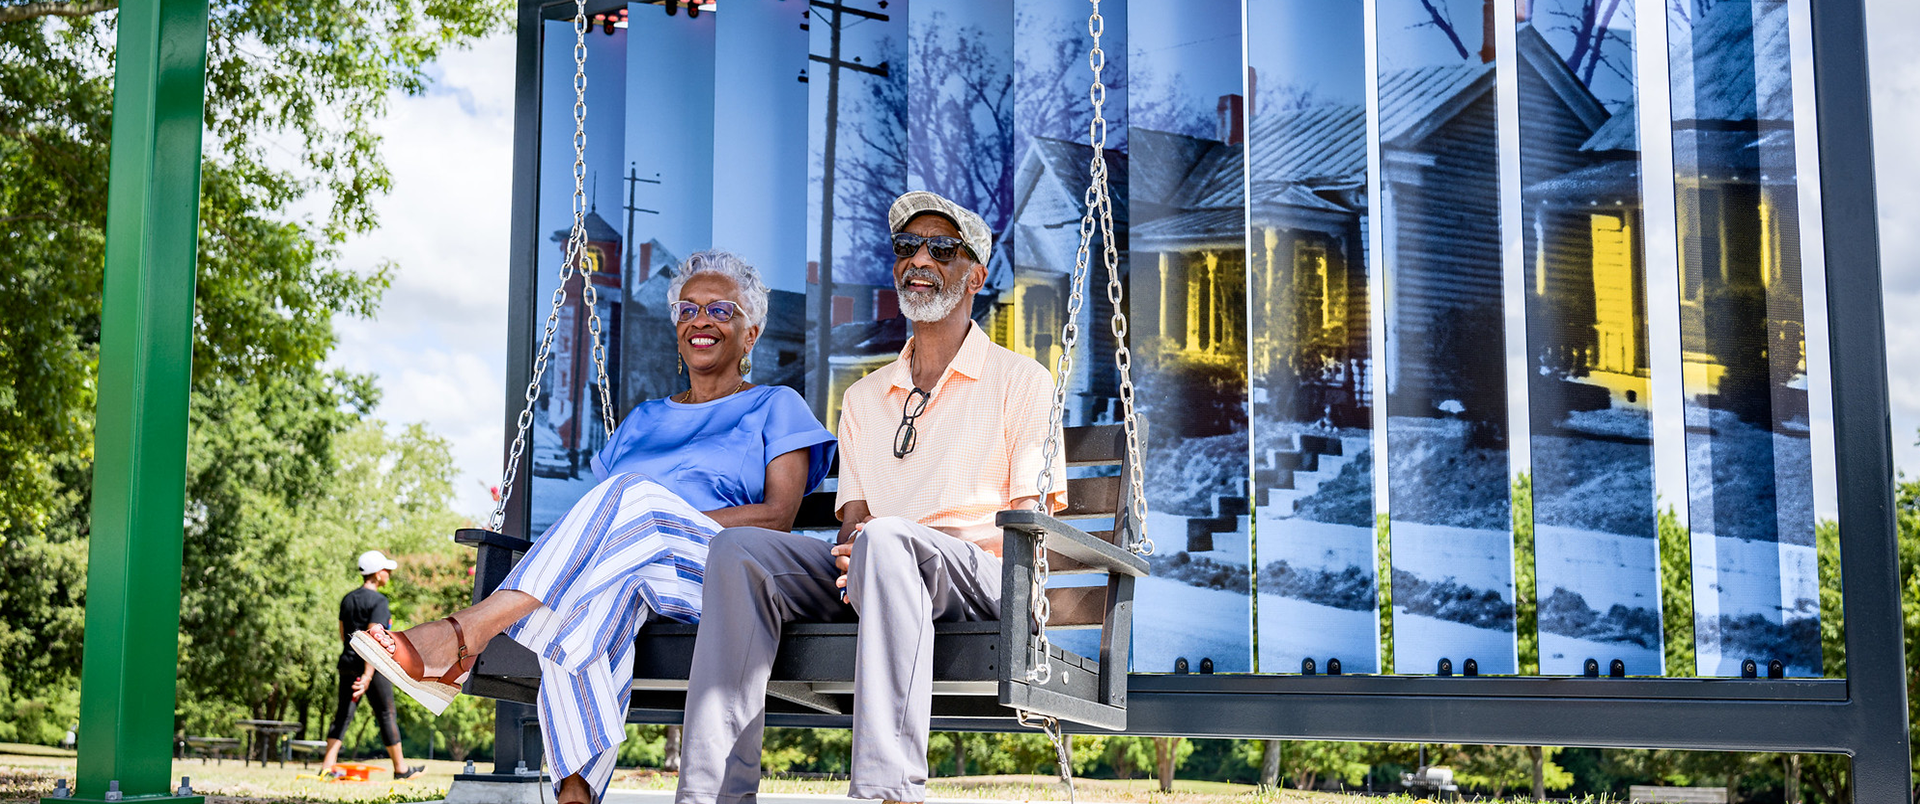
[0,0,118,24]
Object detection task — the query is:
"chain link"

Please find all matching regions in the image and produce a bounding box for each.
[1016,711,1076,804]
[490,0,615,533]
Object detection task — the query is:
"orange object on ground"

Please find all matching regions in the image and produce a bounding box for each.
[330,763,382,782]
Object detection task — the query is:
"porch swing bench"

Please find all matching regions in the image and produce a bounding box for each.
[455,423,1148,731]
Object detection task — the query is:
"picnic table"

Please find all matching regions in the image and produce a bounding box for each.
[234,719,303,767]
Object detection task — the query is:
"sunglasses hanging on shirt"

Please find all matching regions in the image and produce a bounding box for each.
[892,387,931,459]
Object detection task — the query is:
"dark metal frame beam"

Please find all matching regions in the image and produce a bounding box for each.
[500,1,1909,799]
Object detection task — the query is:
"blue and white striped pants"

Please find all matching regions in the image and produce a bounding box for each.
[500,473,716,799]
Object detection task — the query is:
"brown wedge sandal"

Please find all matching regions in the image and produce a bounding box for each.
[350,616,478,716]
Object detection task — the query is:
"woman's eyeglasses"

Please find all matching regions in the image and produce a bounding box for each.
[891,233,975,264]
[893,387,931,459]
[669,300,742,324]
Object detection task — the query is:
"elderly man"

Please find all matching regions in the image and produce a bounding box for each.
[675,190,1066,804]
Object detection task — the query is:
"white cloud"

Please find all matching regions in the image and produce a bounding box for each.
[1869,0,1920,472]
[327,33,515,520]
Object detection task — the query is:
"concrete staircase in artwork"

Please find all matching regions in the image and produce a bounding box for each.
[1255,432,1364,516]
[1186,480,1250,553]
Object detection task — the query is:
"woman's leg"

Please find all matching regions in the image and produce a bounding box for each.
[370,473,709,677]
[374,591,540,679]
[515,478,714,802]
[556,774,594,804]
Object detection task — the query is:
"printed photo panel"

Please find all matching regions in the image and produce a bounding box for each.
[1125,0,1252,674]
[530,18,629,536]
[618,2,715,413]
[1376,0,1519,676]
[1245,0,1381,676]
[1000,0,1127,425]
[1665,0,1821,677]
[1516,0,1667,676]
[712,0,811,398]
[1006,0,1131,665]
[806,0,908,427]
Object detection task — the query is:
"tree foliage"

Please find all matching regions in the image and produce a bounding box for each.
[0,0,506,743]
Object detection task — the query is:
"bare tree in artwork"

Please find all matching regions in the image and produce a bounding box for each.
[908,11,1015,231]
[829,35,908,287]
[1414,0,1476,60]
[1540,0,1635,91]
[1013,3,1130,163]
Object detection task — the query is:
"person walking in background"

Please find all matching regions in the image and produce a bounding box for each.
[318,550,425,780]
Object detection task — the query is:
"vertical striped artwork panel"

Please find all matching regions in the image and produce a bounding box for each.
[1246,0,1382,676]
[531,19,630,536]
[1516,0,1666,676]
[1375,0,1520,676]
[806,0,909,425]
[621,3,715,411]
[1123,0,1253,674]
[1666,0,1821,677]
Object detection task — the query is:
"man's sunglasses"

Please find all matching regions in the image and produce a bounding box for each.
[891,233,977,264]
[669,300,742,324]
[893,387,931,459]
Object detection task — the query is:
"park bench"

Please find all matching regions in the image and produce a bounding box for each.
[458,423,1146,731]
[1628,786,1730,803]
[288,739,328,767]
[177,736,239,765]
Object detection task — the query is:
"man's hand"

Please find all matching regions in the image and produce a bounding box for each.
[351,673,371,701]
[830,515,873,603]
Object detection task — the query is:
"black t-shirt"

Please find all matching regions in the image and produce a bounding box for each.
[339,586,391,659]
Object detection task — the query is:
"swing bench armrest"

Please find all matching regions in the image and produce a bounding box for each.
[995,511,1148,577]
[456,528,534,553]
[457,528,534,601]
[994,509,1140,731]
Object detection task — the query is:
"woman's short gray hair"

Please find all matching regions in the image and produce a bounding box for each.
[667,250,770,331]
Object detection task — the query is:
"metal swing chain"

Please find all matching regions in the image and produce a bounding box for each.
[489,0,616,533]
[1017,3,1150,799]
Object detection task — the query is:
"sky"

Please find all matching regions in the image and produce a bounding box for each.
[330,0,1920,523]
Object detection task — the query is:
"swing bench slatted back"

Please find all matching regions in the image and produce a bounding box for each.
[456,422,1147,731]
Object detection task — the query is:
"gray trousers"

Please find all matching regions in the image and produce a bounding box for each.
[674,517,1001,804]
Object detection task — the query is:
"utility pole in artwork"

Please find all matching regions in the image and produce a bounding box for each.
[622,162,660,279]
[807,0,890,420]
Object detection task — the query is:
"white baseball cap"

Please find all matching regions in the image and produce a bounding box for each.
[357,550,399,575]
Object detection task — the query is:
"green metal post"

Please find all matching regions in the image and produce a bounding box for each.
[47,0,210,802]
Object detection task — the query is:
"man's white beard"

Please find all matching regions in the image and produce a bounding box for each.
[898,271,967,322]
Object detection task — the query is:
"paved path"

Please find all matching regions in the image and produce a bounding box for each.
[606,789,1055,804]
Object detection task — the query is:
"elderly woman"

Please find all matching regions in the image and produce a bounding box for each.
[353,251,834,804]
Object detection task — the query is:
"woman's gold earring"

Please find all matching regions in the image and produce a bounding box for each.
[678,355,685,376]
[739,354,752,376]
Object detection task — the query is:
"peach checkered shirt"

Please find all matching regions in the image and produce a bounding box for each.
[835,322,1068,529]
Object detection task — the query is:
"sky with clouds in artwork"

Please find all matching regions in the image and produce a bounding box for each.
[331,0,1920,524]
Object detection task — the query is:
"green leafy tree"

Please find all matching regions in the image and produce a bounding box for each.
[1274,741,1371,792]
[0,0,506,744]
[1659,506,1696,677]
[1449,744,1571,798]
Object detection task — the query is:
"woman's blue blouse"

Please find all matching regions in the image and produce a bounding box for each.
[590,385,836,512]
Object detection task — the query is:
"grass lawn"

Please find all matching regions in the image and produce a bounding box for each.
[1,753,1616,804]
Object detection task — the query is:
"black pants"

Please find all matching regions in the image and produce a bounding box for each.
[325,655,401,746]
